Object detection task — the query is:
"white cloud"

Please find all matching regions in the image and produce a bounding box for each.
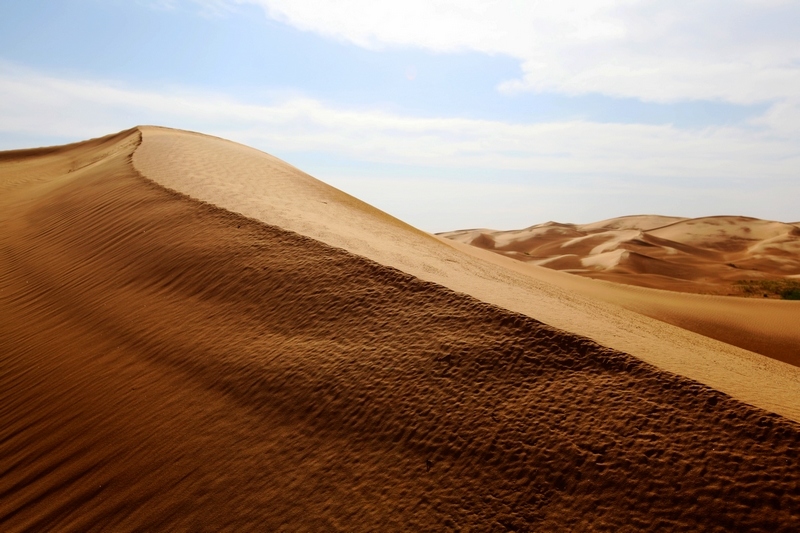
[1,64,798,228]
[207,0,800,104]
[1,63,797,176]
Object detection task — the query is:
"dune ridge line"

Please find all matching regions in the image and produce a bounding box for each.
[1,127,799,530]
[132,126,800,421]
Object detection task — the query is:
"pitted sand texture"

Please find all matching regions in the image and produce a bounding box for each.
[134,126,800,418]
[1,128,799,531]
[440,217,800,365]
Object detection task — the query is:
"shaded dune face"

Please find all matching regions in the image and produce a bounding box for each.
[441,215,800,294]
[2,131,800,531]
[131,127,800,411]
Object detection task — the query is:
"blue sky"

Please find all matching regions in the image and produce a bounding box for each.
[1,0,798,231]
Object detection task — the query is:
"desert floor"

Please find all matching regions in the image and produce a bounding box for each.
[1,127,798,531]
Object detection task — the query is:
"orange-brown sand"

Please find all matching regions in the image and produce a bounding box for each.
[1,128,800,531]
[441,218,800,366]
[440,216,800,295]
[133,127,800,422]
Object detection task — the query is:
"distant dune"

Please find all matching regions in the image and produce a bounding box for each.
[2,127,799,531]
[440,215,800,295]
[440,217,800,366]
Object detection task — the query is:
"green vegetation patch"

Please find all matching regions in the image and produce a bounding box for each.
[783,288,800,300]
[734,279,800,300]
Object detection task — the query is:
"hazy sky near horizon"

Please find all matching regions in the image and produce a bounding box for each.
[1,0,798,231]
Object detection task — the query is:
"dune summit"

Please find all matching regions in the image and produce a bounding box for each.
[1,127,800,531]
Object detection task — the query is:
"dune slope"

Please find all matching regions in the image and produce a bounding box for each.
[440,217,800,366]
[134,126,800,420]
[1,129,800,530]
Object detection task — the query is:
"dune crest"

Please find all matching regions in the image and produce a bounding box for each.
[134,126,800,409]
[2,127,799,530]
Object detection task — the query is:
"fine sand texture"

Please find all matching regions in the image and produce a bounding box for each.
[1,128,799,530]
[440,219,800,367]
[134,126,800,419]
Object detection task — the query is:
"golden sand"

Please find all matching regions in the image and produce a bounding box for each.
[1,128,798,530]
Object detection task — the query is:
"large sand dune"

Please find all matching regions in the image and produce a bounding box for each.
[1,127,799,530]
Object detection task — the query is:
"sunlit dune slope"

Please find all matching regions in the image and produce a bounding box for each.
[2,128,800,530]
[440,215,800,294]
[135,126,800,410]
[440,214,800,366]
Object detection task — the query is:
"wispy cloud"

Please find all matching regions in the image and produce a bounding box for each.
[1,63,797,178]
[1,63,797,228]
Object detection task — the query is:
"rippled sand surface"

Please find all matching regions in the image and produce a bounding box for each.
[1,128,798,531]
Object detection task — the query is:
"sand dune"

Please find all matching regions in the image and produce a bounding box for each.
[441,216,800,366]
[134,127,800,407]
[440,215,800,294]
[2,128,800,530]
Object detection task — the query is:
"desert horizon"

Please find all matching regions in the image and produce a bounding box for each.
[1,126,798,530]
[439,215,800,296]
[3,3,800,530]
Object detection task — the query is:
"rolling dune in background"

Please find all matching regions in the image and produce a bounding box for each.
[1,128,800,531]
[441,218,800,366]
[440,216,800,294]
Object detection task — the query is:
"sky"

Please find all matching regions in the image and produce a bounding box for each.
[1,1,798,232]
